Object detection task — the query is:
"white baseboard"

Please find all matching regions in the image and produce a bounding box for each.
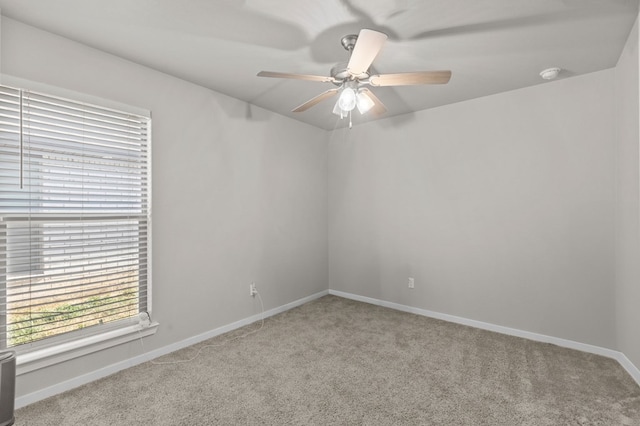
[329,289,640,387]
[17,288,640,409]
[15,289,329,409]
[616,352,640,386]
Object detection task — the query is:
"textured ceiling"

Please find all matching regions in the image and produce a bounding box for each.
[0,0,637,129]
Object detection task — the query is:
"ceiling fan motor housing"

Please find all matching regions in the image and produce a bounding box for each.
[331,62,369,83]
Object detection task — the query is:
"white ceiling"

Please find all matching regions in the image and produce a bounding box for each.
[0,0,637,130]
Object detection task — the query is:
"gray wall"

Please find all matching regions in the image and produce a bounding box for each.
[1,17,328,398]
[329,70,617,349]
[615,15,640,368]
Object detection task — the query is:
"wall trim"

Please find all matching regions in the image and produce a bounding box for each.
[616,352,640,386]
[329,289,640,387]
[15,289,329,409]
[16,321,159,376]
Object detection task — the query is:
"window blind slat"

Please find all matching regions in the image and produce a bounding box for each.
[7,285,143,310]
[5,269,148,293]
[5,278,145,302]
[8,282,143,307]
[22,108,148,137]
[23,92,145,125]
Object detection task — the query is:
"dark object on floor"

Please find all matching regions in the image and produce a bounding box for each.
[0,351,16,426]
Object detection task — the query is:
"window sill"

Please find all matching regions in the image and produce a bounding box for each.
[16,322,159,376]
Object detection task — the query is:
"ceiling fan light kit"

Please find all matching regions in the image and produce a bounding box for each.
[331,86,376,128]
[257,28,452,126]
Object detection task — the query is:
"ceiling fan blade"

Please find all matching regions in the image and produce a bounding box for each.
[347,29,388,77]
[292,89,340,112]
[369,71,452,86]
[257,71,335,83]
[359,88,387,116]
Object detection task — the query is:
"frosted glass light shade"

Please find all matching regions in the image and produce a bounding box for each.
[338,87,356,111]
[356,91,375,114]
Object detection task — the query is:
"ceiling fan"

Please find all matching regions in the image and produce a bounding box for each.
[257,29,452,125]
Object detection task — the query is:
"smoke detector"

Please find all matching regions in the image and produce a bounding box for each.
[540,67,561,80]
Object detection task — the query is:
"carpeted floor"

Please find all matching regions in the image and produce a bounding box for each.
[15,295,640,425]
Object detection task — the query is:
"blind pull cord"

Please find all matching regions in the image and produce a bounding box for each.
[19,90,23,189]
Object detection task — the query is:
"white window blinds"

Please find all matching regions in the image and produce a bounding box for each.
[0,85,150,349]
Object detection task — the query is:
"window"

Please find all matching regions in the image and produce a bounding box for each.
[0,85,151,354]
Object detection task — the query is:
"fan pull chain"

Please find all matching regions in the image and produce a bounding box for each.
[349,110,352,129]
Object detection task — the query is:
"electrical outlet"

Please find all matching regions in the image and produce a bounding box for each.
[408,277,415,289]
[250,283,257,297]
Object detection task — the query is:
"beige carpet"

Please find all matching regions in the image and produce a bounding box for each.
[15,295,640,425]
